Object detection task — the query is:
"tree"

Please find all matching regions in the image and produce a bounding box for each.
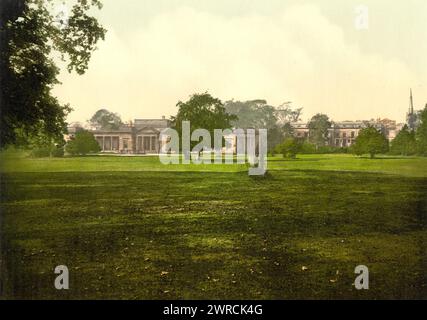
[267,126,285,154]
[0,0,106,148]
[308,114,331,148]
[28,130,65,158]
[224,99,277,129]
[274,137,301,158]
[390,125,417,156]
[224,99,301,152]
[65,130,100,155]
[172,92,237,148]
[275,102,303,125]
[351,126,389,158]
[416,104,427,156]
[89,109,123,130]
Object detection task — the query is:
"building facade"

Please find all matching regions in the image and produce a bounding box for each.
[291,120,393,147]
[91,118,171,154]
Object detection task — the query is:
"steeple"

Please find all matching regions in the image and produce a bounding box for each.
[406,88,416,130]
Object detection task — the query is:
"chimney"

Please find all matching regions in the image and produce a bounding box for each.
[162,115,165,120]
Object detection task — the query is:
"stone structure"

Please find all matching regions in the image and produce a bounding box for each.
[290,119,401,147]
[91,117,171,154]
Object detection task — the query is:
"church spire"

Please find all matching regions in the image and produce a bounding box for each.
[409,88,414,114]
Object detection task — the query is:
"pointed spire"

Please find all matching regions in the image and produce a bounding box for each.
[409,88,414,114]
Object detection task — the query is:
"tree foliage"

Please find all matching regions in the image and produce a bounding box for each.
[308,113,331,148]
[274,137,301,158]
[172,92,237,147]
[351,126,389,158]
[390,125,417,156]
[65,130,100,155]
[275,103,303,125]
[89,109,123,130]
[416,104,427,156]
[0,0,106,148]
[224,100,302,152]
[224,99,277,129]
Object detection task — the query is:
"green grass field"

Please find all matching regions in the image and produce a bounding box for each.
[1,153,426,299]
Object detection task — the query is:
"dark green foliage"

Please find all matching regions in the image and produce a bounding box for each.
[416,104,427,156]
[0,0,106,148]
[89,109,123,130]
[51,145,65,158]
[351,126,389,158]
[390,125,417,156]
[224,100,302,152]
[172,92,237,148]
[274,137,301,158]
[30,145,52,158]
[65,130,100,155]
[29,144,64,158]
[224,99,278,129]
[299,142,347,154]
[308,114,332,148]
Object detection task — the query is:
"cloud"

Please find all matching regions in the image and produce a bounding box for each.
[54,4,418,123]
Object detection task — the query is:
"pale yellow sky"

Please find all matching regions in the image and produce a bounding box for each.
[52,0,427,124]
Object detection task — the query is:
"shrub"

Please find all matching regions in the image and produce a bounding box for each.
[51,146,65,157]
[275,137,301,158]
[30,145,52,158]
[65,130,101,156]
[352,126,389,158]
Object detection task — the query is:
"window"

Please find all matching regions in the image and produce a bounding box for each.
[351,131,355,138]
[123,138,129,150]
[342,132,347,138]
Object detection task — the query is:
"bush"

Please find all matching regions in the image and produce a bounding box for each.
[275,137,301,158]
[390,125,417,156]
[51,146,65,157]
[351,126,389,158]
[65,130,101,156]
[300,141,317,154]
[299,141,348,154]
[30,145,52,158]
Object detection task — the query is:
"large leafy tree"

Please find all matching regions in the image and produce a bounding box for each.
[352,126,389,158]
[224,99,301,152]
[224,99,277,130]
[172,92,237,148]
[390,125,417,156]
[0,0,106,148]
[308,113,331,148]
[416,104,427,156]
[89,109,123,130]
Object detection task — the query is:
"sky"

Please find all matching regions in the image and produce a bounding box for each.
[52,0,427,124]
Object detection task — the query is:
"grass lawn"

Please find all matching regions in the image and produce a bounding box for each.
[0,153,426,299]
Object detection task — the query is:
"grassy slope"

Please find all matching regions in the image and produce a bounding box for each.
[0,154,426,299]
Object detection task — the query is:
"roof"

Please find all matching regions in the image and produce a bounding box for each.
[92,125,133,134]
[134,119,170,129]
